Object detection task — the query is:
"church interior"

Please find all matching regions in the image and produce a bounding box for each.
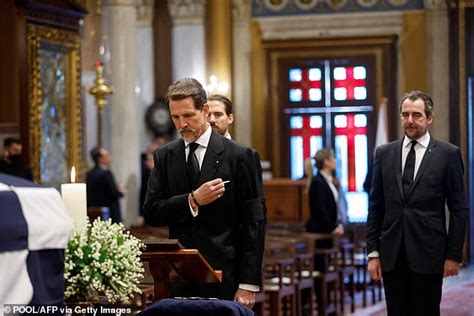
[1,0,474,315]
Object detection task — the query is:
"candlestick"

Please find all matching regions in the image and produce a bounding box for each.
[61,166,87,230]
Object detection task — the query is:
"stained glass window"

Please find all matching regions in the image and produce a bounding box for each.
[290,115,323,179]
[285,59,374,222]
[333,66,367,101]
[289,67,322,102]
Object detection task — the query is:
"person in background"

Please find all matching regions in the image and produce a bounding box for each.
[207,94,234,139]
[138,136,170,226]
[0,137,32,180]
[306,148,344,237]
[86,146,125,223]
[367,91,468,315]
[143,78,265,307]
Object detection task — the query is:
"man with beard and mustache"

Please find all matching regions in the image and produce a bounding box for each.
[0,137,33,180]
[143,78,265,308]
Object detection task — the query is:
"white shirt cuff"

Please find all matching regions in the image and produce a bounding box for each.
[188,199,198,217]
[368,251,380,258]
[239,283,260,292]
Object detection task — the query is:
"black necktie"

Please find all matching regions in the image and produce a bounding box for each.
[187,142,200,189]
[402,140,417,196]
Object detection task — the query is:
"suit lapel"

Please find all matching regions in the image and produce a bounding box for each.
[406,138,437,198]
[169,139,190,191]
[395,140,404,199]
[198,132,224,185]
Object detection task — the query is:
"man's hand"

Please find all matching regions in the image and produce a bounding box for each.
[234,288,256,309]
[443,259,460,277]
[193,178,225,205]
[368,258,382,281]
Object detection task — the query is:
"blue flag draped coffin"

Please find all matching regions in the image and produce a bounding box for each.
[0,173,72,307]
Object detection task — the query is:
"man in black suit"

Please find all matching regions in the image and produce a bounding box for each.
[367,91,468,315]
[143,78,265,308]
[86,147,125,223]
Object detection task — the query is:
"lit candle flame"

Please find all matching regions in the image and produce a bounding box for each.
[71,166,76,183]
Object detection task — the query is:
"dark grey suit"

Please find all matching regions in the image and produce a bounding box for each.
[143,131,266,299]
[367,137,468,314]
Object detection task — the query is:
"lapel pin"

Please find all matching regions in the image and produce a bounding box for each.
[216,161,219,164]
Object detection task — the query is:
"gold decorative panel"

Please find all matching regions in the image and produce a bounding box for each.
[27,24,82,187]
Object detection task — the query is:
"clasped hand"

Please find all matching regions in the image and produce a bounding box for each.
[193,178,226,206]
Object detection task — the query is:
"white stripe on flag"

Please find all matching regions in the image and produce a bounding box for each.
[375,97,389,149]
[13,187,72,251]
[0,250,33,307]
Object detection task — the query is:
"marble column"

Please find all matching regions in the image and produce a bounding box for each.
[424,0,450,141]
[102,0,140,226]
[136,0,156,152]
[232,0,252,146]
[168,0,207,83]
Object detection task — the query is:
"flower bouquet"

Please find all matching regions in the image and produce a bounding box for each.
[64,218,145,304]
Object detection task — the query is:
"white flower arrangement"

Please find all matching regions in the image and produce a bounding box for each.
[64,218,145,304]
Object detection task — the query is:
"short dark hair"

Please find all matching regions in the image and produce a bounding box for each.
[90,146,104,165]
[4,137,21,148]
[208,94,233,115]
[399,91,434,117]
[315,148,334,169]
[165,78,207,110]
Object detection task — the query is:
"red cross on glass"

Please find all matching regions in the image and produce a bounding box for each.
[334,114,367,191]
[290,68,322,101]
[290,116,323,159]
[333,66,366,100]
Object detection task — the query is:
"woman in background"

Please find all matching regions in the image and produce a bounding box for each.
[306,148,344,237]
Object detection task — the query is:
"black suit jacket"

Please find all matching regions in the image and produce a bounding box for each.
[143,132,266,297]
[367,137,468,274]
[306,172,339,234]
[86,166,124,223]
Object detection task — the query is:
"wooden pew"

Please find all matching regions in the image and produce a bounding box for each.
[263,239,298,316]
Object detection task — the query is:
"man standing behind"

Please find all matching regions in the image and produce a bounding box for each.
[86,147,125,223]
[0,137,32,180]
[367,91,468,315]
[143,79,265,308]
[208,94,234,139]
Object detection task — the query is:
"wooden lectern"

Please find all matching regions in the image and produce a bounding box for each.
[141,240,222,301]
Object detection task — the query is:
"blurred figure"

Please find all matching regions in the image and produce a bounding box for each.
[138,136,170,226]
[0,137,32,180]
[306,148,344,237]
[86,147,125,223]
[208,94,234,139]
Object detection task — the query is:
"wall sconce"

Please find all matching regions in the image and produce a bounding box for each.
[206,75,229,95]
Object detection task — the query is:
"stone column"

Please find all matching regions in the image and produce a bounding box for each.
[425,0,450,141]
[136,0,156,152]
[102,0,140,226]
[168,0,207,82]
[232,0,252,146]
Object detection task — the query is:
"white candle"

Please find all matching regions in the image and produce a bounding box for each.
[61,166,87,229]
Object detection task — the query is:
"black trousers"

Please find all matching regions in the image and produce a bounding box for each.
[382,242,443,316]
